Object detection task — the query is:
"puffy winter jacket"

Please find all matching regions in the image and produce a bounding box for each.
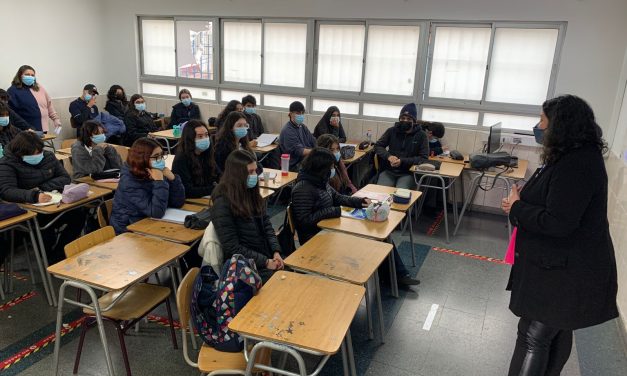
[94,112,126,139]
[104,100,128,121]
[110,165,186,234]
[70,141,123,179]
[0,125,21,147]
[375,125,429,173]
[0,150,70,203]
[171,150,218,198]
[169,102,201,128]
[124,110,159,146]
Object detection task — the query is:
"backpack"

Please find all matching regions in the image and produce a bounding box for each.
[276,209,296,257]
[190,255,263,352]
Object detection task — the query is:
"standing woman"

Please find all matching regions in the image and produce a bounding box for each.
[71,120,123,179]
[7,65,62,133]
[169,89,201,127]
[502,95,618,376]
[316,134,357,194]
[105,85,129,120]
[124,94,159,146]
[313,106,347,143]
[214,111,259,174]
[172,120,219,198]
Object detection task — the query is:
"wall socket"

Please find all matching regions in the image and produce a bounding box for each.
[501,134,538,147]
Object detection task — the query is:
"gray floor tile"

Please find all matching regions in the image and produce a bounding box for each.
[444,292,487,317]
[365,360,423,376]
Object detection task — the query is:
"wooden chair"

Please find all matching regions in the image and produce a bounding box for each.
[61,138,77,149]
[96,199,114,228]
[286,205,295,234]
[110,144,129,162]
[66,226,177,376]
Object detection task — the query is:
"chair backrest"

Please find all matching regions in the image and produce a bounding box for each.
[286,205,295,234]
[61,138,77,149]
[110,144,129,162]
[176,267,200,331]
[64,226,115,258]
[374,153,380,172]
[61,157,74,177]
[97,199,114,228]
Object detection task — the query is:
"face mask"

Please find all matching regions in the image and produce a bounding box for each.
[533,124,545,144]
[233,127,248,139]
[195,137,210,151]
[21,75,36,86]
[244,107,256,115]
[116,93,124,100]
[91,134,106,144]
[246,174,258,188]
[84,94,92,102]
[295,114,305,125]
[329,168,336,179]
[151,159,166,170]
[330,116,340,125]
[396,121,413,132]
[181,98,192,107]
[429,138,438,143]
[135,103,146,112]
[0,116,9,127]
[334,151,341,162]
[23,153,44,165]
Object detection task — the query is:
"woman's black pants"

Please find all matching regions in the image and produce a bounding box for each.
[508,317,573,376]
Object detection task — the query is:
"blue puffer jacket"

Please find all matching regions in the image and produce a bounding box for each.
[110,165,186,234]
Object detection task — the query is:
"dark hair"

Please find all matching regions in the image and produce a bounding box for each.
[107,85,128,104]
[179,89,192,100]
[8,132,44,158]
[0,89,9,104]
[541,95,607,165]
[316,134,339,149]
[217,100,242,120]
[301,147,336,181]
[212,149,264,218]
[0,101,9,117]
[316,106,342,130]
[128,94,145,115]
[79,121,105,147]
[127,137,161,180]
[289,101,305,113]
[422,121,445,138]
[179,120,217,185]
[11,65,39,91]
[208,117,217,127]
[216,111,252,152]
[241,95,256,106]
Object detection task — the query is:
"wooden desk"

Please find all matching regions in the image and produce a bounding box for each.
[149,129,179,140]
[76,176,119,191]
[354,184,421,213]
[412,162,464,179]
[127,204,205,244]
[41,134,57,151]
[20,186,111,215]
[55,153,71,162]
[253,144,278,154]
[430,154,468,165]
[56,147,72,155]
[318,210,404,242]
[259,168,298,190]
[185,188,273,206]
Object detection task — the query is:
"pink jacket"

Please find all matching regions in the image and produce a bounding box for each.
[30,85,61,132]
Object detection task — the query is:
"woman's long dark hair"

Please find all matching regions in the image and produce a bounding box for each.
[541,95,607,165]
[301,147,336,182]
[216,111,252,152]
[107,85,128,104]
[316,134,350,188]
[212,149,264,218]
[179,120,217,185]
[11,65,39,91]
[217,100,242,121]
[316,106,342,130]
[128,94,144,116]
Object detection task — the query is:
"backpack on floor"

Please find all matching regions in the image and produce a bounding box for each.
[190,254,263,352]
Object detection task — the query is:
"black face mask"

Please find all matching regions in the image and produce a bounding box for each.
[116,94,125,100]
[395,121,413,132]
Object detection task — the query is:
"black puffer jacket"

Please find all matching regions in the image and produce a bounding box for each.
[169,102,201,128]
[375,124,429,173]
[211,195,280,270]
[0,150,70,203]
[124,110,159,146]
[291,172,364,244]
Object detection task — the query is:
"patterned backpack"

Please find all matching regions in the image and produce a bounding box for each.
[191,254,263,352]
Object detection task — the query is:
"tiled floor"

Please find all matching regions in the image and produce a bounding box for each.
[1,208,626,375]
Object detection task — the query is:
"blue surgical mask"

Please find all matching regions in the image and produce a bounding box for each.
[330,168,336,179]
[429,138,438,143]
[151,159,166,170]
[334,151,341,162]
[246,174,258,188]
[295,114,305,125]
[233,127,248,139]
[23,153,44,165]
[135,103,146,112]
[244,107,256,115]
[195,137,210,151]
[91,134,106,144]
[22,75,36,86]
[533,124,545,144]
[181,98,192,107]
[0,116,9,127]
[84,94,92,102]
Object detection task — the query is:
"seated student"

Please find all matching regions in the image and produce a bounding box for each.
[313,106,347,143]
[69,84,99,137]
[279,101,316,171]
[0,132,85,263]
[316,134,357,195]
[0,89,32,131]
[104,85,129,120]
[241,95,265,141]
[211,149,284,281]
[124,94,160,146]
[375,103,429,189]
[419,121,448,156]
[172,120,219,198]
[214,111,261,174]
[291,148,420,286]
[71,120,123,179]
[110,137,185,234]
[0,102,22,150]
[169,89,201,128]
[215,100,243,129]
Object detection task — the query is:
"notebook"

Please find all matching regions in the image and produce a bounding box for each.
[32,192,63,207]
[156,208,196,224]
[256,133,279,148]
[340,207,367,220]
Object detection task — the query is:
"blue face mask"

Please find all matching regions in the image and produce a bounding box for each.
[244,107,256,115]
[91,134,106,144]
[195,137,210,152]
[330,168,336,179]
[22,75,36,86]
[334,151,341,162]
[181,98,192,107]
[294,114,305,125]
[23,153,44,165]
[233,127,248,139]
[151,159,166,170]
[135,103,146,112]
[246,174,258,188]
[0,116,9,127]
[533,124,545,144]
[84,94,92,102]
[429,138,438,143]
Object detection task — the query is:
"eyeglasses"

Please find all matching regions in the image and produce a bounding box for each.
[149,154,168,162]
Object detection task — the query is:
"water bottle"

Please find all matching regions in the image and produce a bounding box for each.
[173,124,182,138]
[0,144,3,159]
[366,129,372,144]
[280,154,290,176]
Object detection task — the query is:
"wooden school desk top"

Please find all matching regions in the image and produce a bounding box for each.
[317,209,405,241]
[228,271,365,354]
[185,188,274,207]
[47,232,189,291]
[259,169,298,190]
[54,153,71,162]
[76,176,119,191]
[56,147,72,155]
[284,232,392,285]
[253,144,279,154]
[354,184,422,213]
[41,134,56,142]
[411,162,465,179]
[20,186,111,215]
[0,210,37,231]
[126,204,205,244]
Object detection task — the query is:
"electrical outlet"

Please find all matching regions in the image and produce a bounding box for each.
[501,134,537,147]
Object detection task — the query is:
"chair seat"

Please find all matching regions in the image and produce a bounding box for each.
[198,344,272,373]
[83,283,170,321]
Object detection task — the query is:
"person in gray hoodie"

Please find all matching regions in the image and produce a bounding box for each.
[71,120,123,179]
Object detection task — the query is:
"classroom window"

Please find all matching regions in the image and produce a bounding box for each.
[364,25,420,96]
[316,24,365,92]
[176,20,213,80]
[141,19,176,77]
[313,99,360,115]
[222,21,262,84]
[179,86,216,101]
[263,94,307,109]
[141,83,177,97]
[422,107,479,125]
[220,90,260,103]
[482,113,540,131]
[263,23,308,88]
[363,103,403,118]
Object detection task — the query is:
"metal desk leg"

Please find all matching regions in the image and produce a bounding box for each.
[451,179,459,225]
[8,230,15,293]
[23,238,37,286]
[408,205,416,266]
[364,279,374,340]
[387,238,399,298]
[453,174,482,237]
[374,270,385,344]
[341,340,349,376]
[345,328,357,376]
[33,219,57,305]
[441,178,450,243]
[27,220,53,306]
[498,177,513,236]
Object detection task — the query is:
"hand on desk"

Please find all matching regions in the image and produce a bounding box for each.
[361,198,372,208]
[249,140,258,148]
[38,193,52,203]
[273,252,285,269]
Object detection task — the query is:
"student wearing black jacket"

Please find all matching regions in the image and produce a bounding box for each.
[502,95,618,376]
[105,85,129,120]
[169,89,201,128]
[375,103,429,189]
[241,95,265,140]
[0,89,32,131]
[68,84,99,137]
[124,94,159,146]
[214,111,261,174]
[215,100,243,129]
[211,149,283,281]
[172,120,218,198]
[0,102,21,148]
[313,106,347,143]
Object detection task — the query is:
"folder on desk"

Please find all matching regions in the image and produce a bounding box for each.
[256,133,279,148]
[156,208,196,224]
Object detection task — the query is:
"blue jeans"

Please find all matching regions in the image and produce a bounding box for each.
[377,170,415,189]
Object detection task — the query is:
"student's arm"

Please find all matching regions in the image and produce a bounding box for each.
[131,180,170,218]
[103,145,124,170]
[338,161,357,193]
[9,109,32,131]
[39,157,71,192]
[313,123,324,139]
[374,128,393,160]
[71,143,106,179]
[280,127,306,158]
[166,174,186,208]
[262,213,282,256]
[255,114,265,136]
[0,164,39,203]
[291,185,340,227]
[169,107,180,127]
[399,132,429,168]
[192,104,202,121]
[124,113,140,140]
[43,88,61,127]
[330,186,364,208]
[338,124,347,143]
[69,101,92,127]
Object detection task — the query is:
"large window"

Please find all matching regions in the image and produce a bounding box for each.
[222,21,262,84]
[316,24,365,92]
[141,19,175,77]
[176,20,214,80]
[264,22,308,87]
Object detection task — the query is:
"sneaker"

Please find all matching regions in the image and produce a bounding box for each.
[398,275,420,286]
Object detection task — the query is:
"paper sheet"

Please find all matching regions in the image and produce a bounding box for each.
[340,207,367,220]
[33,192,63,206]
[256,133,279,147]
[156,208,196,224]
[352,191,391,203]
